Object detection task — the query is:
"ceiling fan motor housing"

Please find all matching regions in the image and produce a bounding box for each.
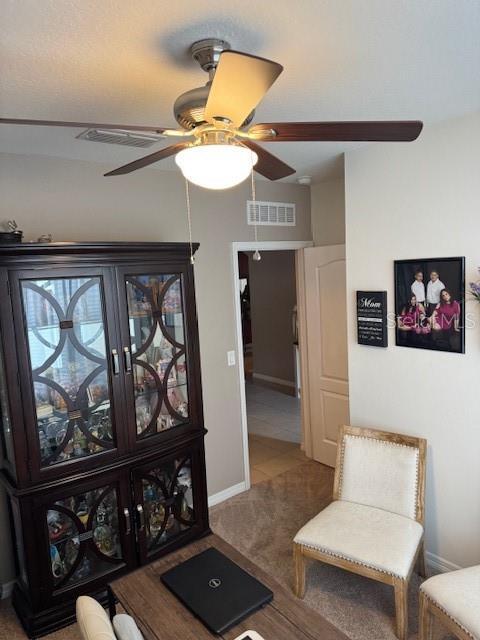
[173,84,255,130]
[173,37,255,130]
[173,84,212,129]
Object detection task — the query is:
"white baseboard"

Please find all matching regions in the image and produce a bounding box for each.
[0,579,15,599]
[208,481,247,508]
[252,373,295,388]
[426,551,462,575]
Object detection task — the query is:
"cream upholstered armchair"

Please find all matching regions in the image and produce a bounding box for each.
[76,596,144,640]
[293,425,427,640]
[419,565,480,639]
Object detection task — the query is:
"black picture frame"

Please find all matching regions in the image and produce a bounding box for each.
[394,257,465,353]
[356,291,388,347]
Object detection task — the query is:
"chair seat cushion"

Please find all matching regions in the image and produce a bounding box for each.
[421,566,480,638]
[294,500,423,579]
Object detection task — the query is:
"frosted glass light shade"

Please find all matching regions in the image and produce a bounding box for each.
[175,144,258,190]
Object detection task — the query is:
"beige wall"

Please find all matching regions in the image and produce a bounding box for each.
[345,111,480,570]
[248,250,296,385]
[311,175,346,246]
[0,153,311,583]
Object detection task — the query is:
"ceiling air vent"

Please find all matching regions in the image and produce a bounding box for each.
[76,129,165,148]
[247,200,296,227]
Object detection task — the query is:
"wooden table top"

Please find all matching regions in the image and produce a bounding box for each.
[109,534,348,640]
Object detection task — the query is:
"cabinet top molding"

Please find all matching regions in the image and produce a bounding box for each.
[0,241,200,257]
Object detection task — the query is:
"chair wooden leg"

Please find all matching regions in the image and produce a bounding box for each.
[293,543,306,598]
[418,591,433,640]
[393,578,408,640]
[417,540,427,578]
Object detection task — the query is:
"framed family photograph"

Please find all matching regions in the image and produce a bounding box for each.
[394,257,465,354]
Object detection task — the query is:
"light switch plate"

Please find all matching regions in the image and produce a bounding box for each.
[227,350,236,366]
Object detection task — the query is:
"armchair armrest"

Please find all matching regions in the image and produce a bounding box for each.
[113,614,144,640]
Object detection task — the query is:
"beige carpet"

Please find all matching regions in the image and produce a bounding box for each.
[210,460,455,640]
[0,460,454,640]
[0,600,82,640]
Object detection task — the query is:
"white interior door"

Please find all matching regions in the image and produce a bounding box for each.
[302,245,349,467]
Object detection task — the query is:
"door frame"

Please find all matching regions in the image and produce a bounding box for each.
[231,241,313,490]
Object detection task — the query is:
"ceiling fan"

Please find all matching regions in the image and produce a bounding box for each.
[0,38,423,189]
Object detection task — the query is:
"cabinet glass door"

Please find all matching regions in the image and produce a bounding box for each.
[124,273,189,440]
[134,456,195,560]
[45,482,127,591]
[20,275,118,468]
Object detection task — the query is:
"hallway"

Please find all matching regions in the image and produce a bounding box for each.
[246,380,305,485]
[246,380,301,443]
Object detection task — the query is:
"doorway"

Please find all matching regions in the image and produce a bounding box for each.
[232,241,312,489]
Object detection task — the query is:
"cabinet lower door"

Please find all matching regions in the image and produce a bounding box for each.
[34,470,135,606]
[132,443,208,563]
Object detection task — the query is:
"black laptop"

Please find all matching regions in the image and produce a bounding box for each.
[161,547,273,634]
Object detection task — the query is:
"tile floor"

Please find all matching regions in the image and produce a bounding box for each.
[246,380,301,443]
[248,433,307,484]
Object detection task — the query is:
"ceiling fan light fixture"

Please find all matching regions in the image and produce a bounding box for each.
[175,143,258,190]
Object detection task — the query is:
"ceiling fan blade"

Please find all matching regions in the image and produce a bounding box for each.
[204,51,283,128]
[104,143,188,176]
[248,121,423,142]
[0,117,167,133]
[241,140,295,181]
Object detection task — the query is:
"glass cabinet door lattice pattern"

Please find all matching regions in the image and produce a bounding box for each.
[46,484,124,589]
[21,277,115,466]
[126,274,189,439]
[140,456,195,556]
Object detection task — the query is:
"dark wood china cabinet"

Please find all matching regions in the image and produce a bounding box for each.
[0,243,210,637]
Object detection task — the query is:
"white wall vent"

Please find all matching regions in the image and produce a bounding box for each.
[76,129,165,148]
[247,201,296,226]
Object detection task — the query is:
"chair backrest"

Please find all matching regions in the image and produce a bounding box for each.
[76,595,117,640]
[333,425,426,523]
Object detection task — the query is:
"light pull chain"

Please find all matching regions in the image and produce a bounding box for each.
[184,177,195,265]
[251,164,261,262]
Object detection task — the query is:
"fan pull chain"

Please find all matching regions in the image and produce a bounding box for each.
[184,177,195,265]
[251,165,261,262]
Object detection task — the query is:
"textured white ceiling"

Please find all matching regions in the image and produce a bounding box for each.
[1,0,479,182]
